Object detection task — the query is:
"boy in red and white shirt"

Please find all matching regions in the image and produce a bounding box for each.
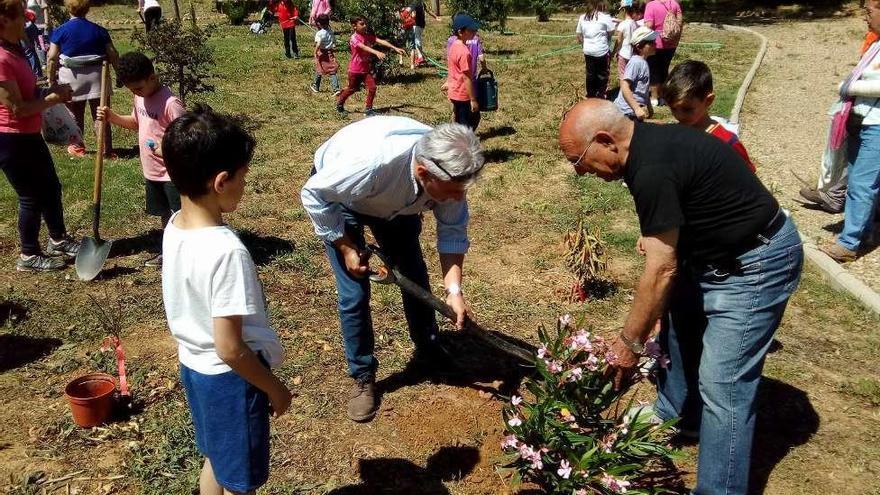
[663,60,756,172]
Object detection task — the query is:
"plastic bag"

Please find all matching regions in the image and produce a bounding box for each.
[41,104,82,145]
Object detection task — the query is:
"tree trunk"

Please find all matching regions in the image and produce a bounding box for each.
[171,0,181,21]
[433,0,440,16]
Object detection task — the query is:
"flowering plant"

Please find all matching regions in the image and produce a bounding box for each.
[500,316,681,494]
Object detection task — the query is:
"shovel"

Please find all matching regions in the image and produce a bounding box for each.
[366,244,535,365]
[75,61,113,281]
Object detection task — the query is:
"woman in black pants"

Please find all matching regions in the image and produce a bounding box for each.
[0,0,80,271]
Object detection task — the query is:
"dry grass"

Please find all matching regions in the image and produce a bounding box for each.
[0,5,878,494]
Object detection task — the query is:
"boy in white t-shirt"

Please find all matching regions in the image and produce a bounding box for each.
[614,0,644,81]
[160,105,292,495]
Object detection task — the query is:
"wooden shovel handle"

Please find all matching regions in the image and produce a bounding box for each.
[92,61,110,205]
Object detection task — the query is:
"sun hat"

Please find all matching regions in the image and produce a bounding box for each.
[452,13,480,33]
[631,26,658,45]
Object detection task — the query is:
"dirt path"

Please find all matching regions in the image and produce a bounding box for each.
[740,13,880,293]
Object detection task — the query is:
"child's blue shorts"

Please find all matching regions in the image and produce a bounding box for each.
[180,364,270,493]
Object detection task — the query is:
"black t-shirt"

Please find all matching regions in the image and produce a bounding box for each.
[623,122,779,264]
[410,2,426,27]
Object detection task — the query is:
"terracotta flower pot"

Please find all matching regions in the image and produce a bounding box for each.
[65,373,117,427]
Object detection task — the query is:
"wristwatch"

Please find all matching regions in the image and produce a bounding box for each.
[619,332,645,355]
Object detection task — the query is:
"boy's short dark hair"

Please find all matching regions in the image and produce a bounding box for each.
[116,52,155,85]
[349,16,366,25]
[162,104,256,198]
[316,13,330,26]
[662,60,714,105]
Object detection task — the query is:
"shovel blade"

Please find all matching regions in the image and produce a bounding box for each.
[75,236,113,281]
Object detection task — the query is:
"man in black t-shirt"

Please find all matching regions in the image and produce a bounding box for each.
[559,99,804,495]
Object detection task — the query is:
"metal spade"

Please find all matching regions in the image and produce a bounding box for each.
[75,61,113,281]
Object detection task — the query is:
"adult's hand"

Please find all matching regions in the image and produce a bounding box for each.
[267,379,293,417]
[446,293,470,330]
[606,335,640,391]
[47,84,72,104]
[335,238,369,277]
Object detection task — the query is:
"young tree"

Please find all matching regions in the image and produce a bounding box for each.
[131,20,216,104]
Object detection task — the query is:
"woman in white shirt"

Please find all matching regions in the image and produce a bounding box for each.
[576,0,616,98]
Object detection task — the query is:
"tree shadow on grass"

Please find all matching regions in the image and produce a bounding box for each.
[484,147,533,164]
[379,329,535,401]
[0,333,62,372]
[749,377,820,494]
[387,72,435,85]
[236,229,296,266]
[326,446,480,495]
[684,0,855,25]
[367,103,435,116]
[109,230,161,258]
[485,48,521,56]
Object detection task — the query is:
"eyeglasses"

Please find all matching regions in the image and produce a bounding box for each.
[431,159,480,184]
[571,134,597,170]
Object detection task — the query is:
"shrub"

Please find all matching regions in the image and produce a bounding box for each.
[223,0,251,25]
[532,0,557,21]
[500,316,681,494]
[446,0,510,31]
[131,20,216,104]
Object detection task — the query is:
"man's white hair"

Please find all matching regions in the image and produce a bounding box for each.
[414,123,484,185]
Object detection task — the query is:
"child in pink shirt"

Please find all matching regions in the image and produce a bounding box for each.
[443,14,480,130]
[335,16,404,116]
[98,52,185,267]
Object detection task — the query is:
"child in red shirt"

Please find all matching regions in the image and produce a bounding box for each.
[335,16,404,116]
[272,0,300,58]
[662,60,756,172]
[443,14,480,130]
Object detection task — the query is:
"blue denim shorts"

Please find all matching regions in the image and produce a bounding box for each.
[180,364,270,492]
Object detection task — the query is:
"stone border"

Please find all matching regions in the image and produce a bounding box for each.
[716,22,880,315]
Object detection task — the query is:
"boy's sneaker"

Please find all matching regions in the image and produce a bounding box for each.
[45,235,80,259]
[16,253,66,272]
[310,83,319,93]
[336,104,347,115]
[67,144,87,157]
[364,108,378,117]
[347,373,378,422]
[144,253,163,267]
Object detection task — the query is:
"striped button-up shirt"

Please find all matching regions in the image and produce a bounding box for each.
[301,116,470,254]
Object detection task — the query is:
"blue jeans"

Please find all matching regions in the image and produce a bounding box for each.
[313,72,340,92]
[324,211,439,379]
[838,125,880,251]
[655,215,804,495]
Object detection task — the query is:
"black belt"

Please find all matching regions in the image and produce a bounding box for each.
[695,210,787,274]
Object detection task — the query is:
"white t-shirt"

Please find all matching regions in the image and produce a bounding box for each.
[315,28,335,50]
[576,12,616,57]
[616,18,637,60]
[162,213,284,375]
[140,0,161,11]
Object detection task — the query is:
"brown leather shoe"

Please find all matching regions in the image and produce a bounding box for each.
[799,187,843,214]
[820,243,858,263]
[347,374,378,422]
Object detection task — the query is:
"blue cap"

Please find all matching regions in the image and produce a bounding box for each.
[620,0,633,6]
[452,13,479,33]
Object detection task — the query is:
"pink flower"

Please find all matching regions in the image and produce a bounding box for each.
[644,340,662,357]
[518,444,544,470]
[559,314,573,328]
[567,367,583,382]
[508,416,522,427]
[511,395,523,406]
[583,353,599,371]
[600,432,617,453]
[547,360,563,373]
[605,351,619,366]
[500,434,519,449]
[557,459,572,479]
[618,415,631,435]
[601,473,631,493]
[570,329,592,352]
[537,344,549,359]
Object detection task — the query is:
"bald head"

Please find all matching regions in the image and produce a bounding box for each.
[558,99,634,179]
